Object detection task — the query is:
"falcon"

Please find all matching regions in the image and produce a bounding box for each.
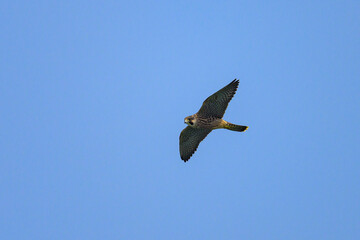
[179,79,248,162]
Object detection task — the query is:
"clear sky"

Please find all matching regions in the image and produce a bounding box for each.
[1,1,360,239]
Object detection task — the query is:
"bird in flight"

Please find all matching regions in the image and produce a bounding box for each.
[179,79,248,162]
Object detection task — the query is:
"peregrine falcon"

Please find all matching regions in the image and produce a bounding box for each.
[179,79,248,162]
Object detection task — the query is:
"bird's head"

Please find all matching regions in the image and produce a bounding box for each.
[184,116,196,127]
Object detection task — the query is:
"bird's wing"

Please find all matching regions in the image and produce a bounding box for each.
[197,79,239,118]
[179,126,212,162]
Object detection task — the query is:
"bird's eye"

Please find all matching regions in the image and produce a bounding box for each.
[189,121,193,125]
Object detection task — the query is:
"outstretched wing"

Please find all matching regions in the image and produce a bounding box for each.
[197,79,239,118]
[179,126,212,162]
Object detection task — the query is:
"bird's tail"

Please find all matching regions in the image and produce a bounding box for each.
[223,122,249,132]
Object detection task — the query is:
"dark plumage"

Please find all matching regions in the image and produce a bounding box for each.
[179,79,248,162]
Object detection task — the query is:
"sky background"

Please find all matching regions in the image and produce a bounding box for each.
[1,1,360,239]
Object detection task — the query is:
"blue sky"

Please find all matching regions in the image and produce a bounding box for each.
[1,1,360,239]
